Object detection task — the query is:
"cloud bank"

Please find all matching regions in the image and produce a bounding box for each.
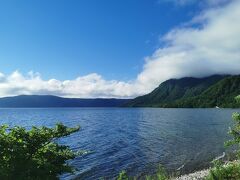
[1,0,240,98]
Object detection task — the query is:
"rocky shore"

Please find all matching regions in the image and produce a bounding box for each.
[173,169,209,180]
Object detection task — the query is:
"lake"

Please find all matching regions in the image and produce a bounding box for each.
[0,108,238,179]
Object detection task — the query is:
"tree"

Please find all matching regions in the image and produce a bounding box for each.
[0,123,80,180]
[235,95,240,104]
[225,95,240,151]
[225,112,240,157]
[206,111,240,179]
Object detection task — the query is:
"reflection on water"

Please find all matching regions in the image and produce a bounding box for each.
[0,108,237,179]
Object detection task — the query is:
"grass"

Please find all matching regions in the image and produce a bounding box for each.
[117,166,169,180]
[205,160,240,180]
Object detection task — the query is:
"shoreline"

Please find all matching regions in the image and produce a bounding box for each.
[172,159,239,180]
[173,169,209,180]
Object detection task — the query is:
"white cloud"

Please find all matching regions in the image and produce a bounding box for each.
[134,0,240,91]
[0,71,143,98]
[161,0,231,6]
[0,0,240,98]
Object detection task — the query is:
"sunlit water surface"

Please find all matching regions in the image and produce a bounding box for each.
[0,108,237,179]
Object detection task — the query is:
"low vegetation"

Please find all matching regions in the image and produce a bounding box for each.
[206,160,240,180]
[117,166,169,180]
[0,123,80,179]
[205,110,240,180]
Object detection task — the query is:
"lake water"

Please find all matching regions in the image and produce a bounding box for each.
[0,108,238,179]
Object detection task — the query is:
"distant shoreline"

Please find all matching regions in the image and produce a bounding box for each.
[0,95,131,108]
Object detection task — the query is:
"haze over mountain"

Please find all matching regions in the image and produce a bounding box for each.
[0,95,130,108]
[125,75,240,108]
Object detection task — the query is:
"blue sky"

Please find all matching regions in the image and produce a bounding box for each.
[0,0,198,80]
[0,0,239,98]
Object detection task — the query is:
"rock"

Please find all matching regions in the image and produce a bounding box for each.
[173,169,209,180]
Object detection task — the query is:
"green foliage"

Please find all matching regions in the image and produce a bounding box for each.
[117,171,129,180]
[145,166,168,180]
[0,123,80,180]
[205,161,240,180]
[206,111,240,179]
[117,166,168,180]
[225,112,240,157]
[235,95,240,104]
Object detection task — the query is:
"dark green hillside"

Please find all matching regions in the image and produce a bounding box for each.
[176,75,240,108]
[126,75,228,107]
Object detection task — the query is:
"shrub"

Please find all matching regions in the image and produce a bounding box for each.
[117,171,129,180]
[225,112,240,158]
[206,160,240,180]
[235,95,240,103]
[206,110,240,179]
[146,166,168,180]
[117,166,169,180]
[0,123,80,179]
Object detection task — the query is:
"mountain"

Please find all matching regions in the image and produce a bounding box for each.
[2,75,240,108]
[176,75,240,108]
[125,75,240,108]
[0,95,130,107]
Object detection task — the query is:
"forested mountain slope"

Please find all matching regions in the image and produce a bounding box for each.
[125,75,240,108]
